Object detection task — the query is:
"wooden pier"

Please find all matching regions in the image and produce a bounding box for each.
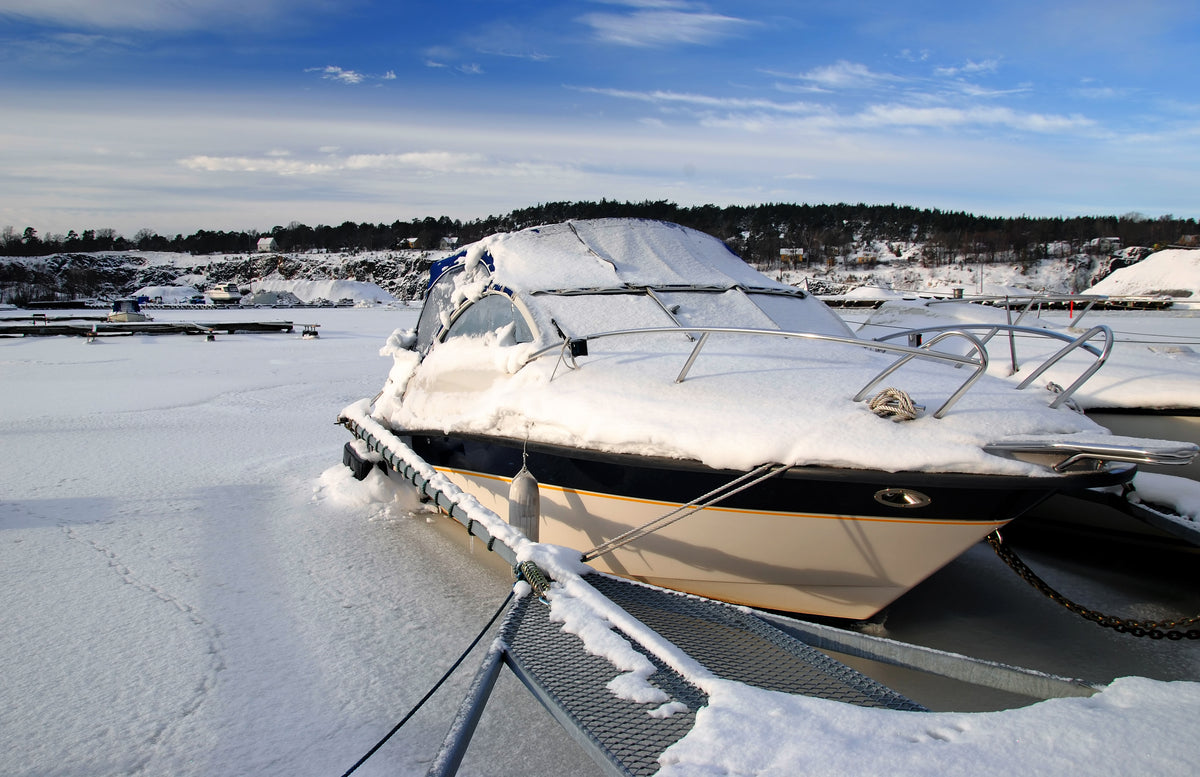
[0,317,295,337]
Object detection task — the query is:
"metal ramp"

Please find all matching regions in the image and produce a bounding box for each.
[430,573,923,777]
[586,574,923,708]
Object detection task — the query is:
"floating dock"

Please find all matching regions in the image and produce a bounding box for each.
[429,573,925,777]
[0,318,295,337]
[339,411,1102,777]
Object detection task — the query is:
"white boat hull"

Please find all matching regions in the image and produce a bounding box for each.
[440,465,1012,619]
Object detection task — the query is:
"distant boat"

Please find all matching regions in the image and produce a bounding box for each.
[205,282,243,305]
[106,298,150,323]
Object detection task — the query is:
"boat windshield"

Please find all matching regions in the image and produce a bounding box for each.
[443,293,534,344]
[536,286,852,339]
[416,265,462,353]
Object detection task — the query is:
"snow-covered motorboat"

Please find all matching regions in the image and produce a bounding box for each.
[205,282,243,305]
[353,219,1195,618]
[106,298,150,322]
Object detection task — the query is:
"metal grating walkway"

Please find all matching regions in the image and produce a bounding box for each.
[497,574,924,777]
[589,574,925,709]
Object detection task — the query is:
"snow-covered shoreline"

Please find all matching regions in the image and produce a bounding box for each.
[4,243,1200,309]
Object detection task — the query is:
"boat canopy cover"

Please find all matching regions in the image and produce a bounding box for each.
[455,219,787,294]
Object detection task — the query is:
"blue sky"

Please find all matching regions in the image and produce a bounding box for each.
[2,0,1198,237]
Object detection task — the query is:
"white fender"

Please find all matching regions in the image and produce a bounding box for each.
[507,465,541,542]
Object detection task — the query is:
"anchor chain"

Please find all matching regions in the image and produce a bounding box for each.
[986,531,1200,640]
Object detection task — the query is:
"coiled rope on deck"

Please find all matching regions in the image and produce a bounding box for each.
[869,387,919,421]
[337,588,516,777]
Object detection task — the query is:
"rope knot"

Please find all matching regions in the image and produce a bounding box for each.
[869,387,919,421]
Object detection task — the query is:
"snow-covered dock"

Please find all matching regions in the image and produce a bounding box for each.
[0,318,295,336]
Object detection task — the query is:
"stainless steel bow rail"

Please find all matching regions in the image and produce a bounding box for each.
[533,325,992,419]
[337,414,1106,777]
[871,322,1114,409]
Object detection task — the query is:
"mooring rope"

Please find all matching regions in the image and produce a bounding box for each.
[337,588,516,777]
[868,387,919,421]
[581,462,789,562]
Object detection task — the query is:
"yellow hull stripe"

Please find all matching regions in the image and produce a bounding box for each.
[433,465,1007,528]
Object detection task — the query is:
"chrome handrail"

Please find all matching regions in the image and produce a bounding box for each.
[531,325,991,419]
[983,439,1197,472]
[851,330,989,418]
[871,323,1113,409]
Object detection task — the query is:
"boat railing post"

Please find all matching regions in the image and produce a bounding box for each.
[1014,324,1113,407]
[675,331,710,383]
[853,330,989,418]
[1005,301,1019,374]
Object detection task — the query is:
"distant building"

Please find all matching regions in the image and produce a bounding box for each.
[780,247,804,264]
[1046,241,1072,257]
[439,236,459,251]
[257,237,279,252]
[1087,237,1121,253]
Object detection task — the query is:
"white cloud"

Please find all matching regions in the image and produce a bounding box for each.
[856,104,1094,133]
[308,66,365,85]
[579,7,753,47]
[945,82,1031,99]
[577,86,822,115]
[179,155,336,176]
[774,61,906,91]
[0,84,1187,238]
[180,150,498,177]
[0,0,321,31]
[934,59,1001,77]
[586,83,1095,136]
[342,151,486,172]
[1075,86,1125,100]
[458,20,556,62]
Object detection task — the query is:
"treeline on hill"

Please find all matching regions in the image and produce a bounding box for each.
[2,201,1196,265]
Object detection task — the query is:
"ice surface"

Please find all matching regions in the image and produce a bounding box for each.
[2,303,1197,777]
[0,306,602,777]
